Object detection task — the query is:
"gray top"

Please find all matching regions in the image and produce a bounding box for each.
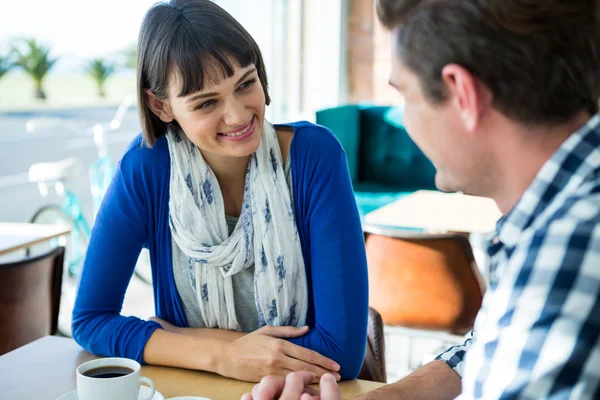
[172,157,293,331]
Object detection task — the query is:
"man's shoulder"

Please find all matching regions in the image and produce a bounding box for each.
[522,191,600,259]
[552,184,600,229]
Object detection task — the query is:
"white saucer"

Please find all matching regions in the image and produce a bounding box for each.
[56,386,164,400]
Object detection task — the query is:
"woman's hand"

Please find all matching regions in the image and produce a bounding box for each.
[220,325,342,382]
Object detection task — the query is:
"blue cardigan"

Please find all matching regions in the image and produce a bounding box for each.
[72,121,369,379]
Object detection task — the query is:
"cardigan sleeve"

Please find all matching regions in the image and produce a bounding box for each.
[71,137,162,363]
[287,123,369,379]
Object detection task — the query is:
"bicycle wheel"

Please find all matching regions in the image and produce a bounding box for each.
[29,205,88,278]
[29,205,89,337]
[133,249,153,284]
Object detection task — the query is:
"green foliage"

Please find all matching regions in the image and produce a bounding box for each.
[86,59,116,97]
[0,54,11,81]
[12,38,58,99]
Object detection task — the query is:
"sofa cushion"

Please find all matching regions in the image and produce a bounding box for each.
[359,106,436,190]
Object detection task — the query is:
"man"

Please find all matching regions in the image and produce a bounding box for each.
[243,0,600,398]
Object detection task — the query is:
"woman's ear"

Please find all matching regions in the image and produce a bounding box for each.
[145,90,174,123]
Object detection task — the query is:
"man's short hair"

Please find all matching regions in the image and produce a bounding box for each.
[377,0,600,124]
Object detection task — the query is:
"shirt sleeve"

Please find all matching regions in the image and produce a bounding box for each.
[435,330,475,378]
[71,146,162,363]
[287,126,369,380]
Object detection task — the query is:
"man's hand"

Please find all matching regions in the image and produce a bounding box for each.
[241,371,341,400]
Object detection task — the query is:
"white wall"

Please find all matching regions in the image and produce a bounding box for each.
[301,0,347,121]
[215,0,280,122]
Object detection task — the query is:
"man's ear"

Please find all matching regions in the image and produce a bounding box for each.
[441,64,490,132]
[145,90,174,123]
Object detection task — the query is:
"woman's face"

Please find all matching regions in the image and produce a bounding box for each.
[164,60,266,159]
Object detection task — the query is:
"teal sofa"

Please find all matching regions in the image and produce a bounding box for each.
[316,104,436,216]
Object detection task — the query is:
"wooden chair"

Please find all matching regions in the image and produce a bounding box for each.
[0,246,65,355]
[364,224,485,335]
[358,307,387,383]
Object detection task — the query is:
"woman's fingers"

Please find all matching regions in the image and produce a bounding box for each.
[283,358,341,381]
[282,341,340,374]
[258,325,310,339]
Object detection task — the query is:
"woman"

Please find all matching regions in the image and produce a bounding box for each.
[72,0,368,383]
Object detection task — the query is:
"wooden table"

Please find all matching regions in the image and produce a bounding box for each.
[0,337,386,400]
[364,190,502,234]
[0,222,71,256]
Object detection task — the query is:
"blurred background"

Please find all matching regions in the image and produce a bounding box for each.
[0,0,400,225]
[1,0,473,384]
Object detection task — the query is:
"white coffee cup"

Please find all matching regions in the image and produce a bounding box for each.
[76,357,155,400]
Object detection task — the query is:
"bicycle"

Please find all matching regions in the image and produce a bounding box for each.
[25,97,153,286]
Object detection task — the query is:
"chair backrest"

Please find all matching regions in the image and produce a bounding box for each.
[0,246,65,355]
[358,307,387,383]
[364,226,484,334]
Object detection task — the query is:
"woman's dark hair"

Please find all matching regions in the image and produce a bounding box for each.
[137,0,271,146]
[377,0,600,126]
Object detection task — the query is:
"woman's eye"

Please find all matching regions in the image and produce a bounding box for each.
[238,78,257,90]
[197,99,216,110]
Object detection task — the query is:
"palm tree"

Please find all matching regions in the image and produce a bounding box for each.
[0,54,11,81]
[86,59,115,97]
[12,39,57,100]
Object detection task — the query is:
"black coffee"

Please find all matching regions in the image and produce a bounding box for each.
[83,366,134,379]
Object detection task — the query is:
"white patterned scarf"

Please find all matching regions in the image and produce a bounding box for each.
[166,121,308,331]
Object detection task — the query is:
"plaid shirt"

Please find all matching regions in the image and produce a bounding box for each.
[437,114,600,399]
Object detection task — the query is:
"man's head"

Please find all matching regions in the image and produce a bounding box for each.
[377,0,600,196]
